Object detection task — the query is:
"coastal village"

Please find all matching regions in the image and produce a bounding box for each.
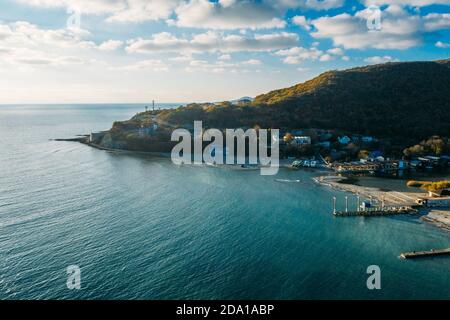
[85,104,450,244]
[275,128,450,237]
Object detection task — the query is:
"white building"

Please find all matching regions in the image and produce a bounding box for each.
[89,131,106,143]
[293,136,311,145]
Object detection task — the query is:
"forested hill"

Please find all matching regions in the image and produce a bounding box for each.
[156,58,450,140]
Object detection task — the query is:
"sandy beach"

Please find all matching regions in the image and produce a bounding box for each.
[314,175,450,232]
[314,175,423,206]
[421,209,450,232]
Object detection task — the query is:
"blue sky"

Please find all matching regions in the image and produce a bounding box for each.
[0,0,449,103]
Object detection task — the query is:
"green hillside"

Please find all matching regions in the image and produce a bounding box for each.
[117,58,450,144]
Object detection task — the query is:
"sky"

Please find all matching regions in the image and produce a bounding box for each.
[0,0,449,104]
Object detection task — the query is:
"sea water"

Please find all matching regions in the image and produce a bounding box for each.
[0,104,449,299]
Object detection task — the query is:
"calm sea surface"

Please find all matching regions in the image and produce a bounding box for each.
[0,104,449,299]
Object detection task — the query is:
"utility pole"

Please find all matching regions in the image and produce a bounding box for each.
[333,196,337,215]
[152,100,155,111]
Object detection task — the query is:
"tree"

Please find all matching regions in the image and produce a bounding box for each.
[420,181,450,192]
[283,133,294,143]
[358,149,370,159]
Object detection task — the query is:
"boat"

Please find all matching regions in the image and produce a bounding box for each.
[275,179,301,183]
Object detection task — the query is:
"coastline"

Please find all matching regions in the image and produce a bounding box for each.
[58,136,450,233]
[314,175,450,232]
[57,136,299,171]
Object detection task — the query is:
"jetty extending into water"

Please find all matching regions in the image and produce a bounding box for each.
[400,248,450,259]
[330,192,419,217]
[334,206,418,217]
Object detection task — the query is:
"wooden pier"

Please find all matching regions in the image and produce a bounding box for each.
[400,248,450,259]
[331,195,418,217]
[333,207,417,217]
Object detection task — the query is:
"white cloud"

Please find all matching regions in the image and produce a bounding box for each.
[98,39,123,50]
[275,45,344,64]
[107,0,180,23]
[16,0,126,14]
[6,21,96,49]
[15,0,181,22]
[3,0,357,30]
[311,6,426,49]
[303,0,345,10]
[362,0,450,7]
[436,41,450,48]
[292,15,312,30]
[319,53,333,61]
[327,47,344,55]
[165,54,262,74]
[0,21,122,68]
[218,54,232,60]
[275,46,324,64]
[113,59,169,71]
[271,0,345,10]
[0,25,13,40]
[364,55,399,63]
[184,58,240,74]
[242,59,262,65]
[126,31,299,54]
[423,13,450,31]
[169,53,194,62]
[171,0,286,30]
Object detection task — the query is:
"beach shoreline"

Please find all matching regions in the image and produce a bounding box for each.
[314,175,450,232]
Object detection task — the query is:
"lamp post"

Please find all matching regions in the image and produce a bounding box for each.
[333,196,336,215]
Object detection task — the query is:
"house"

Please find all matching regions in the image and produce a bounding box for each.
[360,201,372,210]
[418,156,439,169]
[89,131,107,143]
[139,123,158,137]
[293,136,311,145]
[338,136,351,145]
[398,160,408,169]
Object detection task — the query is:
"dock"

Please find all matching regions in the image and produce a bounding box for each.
[331,195,418,217]
[400,248,450,259]
[334,207,418,217]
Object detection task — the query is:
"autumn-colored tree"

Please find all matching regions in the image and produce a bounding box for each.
[358,150,370,159]
[283,133,294,143]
